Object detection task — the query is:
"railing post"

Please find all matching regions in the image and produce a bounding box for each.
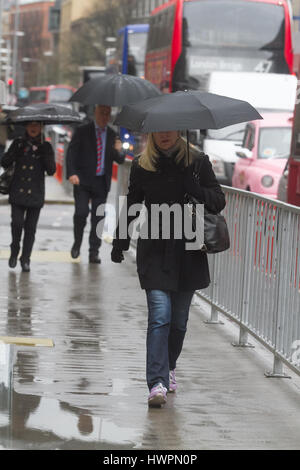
[204,255,224,325]
[231,197,254,348]
[264,210,291,379]
[265,355,291,378]
[232,325,255,348]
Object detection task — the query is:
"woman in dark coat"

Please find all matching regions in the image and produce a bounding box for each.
[1,121,56,272]
[111,130,225,407]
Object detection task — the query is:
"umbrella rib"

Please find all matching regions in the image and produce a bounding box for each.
[194,97,219,128]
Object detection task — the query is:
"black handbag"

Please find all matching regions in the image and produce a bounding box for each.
[184,193,230,253]
[0,162,15,195]
[185,148,230,254]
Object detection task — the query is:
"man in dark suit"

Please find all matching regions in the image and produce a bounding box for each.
[66,105,125,263]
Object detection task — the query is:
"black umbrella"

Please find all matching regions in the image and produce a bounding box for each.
[5,103,83,125]
[69,73,161,106]
[114,90,262,133]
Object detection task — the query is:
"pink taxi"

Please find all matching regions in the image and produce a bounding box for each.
[232,112,293,199]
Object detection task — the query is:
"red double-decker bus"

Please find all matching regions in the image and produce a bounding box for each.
[287,95,300,206]
[145,0,294,92]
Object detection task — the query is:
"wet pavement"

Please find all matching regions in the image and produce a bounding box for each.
[1,178,300,450]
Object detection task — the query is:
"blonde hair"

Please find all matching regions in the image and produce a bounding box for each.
[139,133,198,172]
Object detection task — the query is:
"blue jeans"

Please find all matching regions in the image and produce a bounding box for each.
[145,289,194,390]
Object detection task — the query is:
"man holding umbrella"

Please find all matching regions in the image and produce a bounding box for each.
[67,73,161,263]
[66,105,125,263]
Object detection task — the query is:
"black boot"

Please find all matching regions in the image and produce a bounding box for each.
[72,215,85,259]
[8,255,17,268]
[71,243,81,259]
[20,259,30,272]
[10,238,20,270]
[89,252,101,264]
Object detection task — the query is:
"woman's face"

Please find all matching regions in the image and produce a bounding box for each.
[152,131,179,150]
[26,122,42,138]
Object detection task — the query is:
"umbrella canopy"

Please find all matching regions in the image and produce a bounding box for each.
[5,103,83,125]
[114,90,263,133]
[69,73,161,106]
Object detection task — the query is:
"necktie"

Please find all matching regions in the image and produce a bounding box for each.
[96,127,103,175]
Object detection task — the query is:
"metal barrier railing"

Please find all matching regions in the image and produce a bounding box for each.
[199,187,300,378]
[115,162,300,378]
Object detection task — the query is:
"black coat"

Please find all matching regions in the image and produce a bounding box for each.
[1,136,56,208]
[66,121,125,193]
[113,152,226,292]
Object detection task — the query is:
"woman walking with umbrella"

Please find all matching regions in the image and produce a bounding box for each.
[111,130,226,406]
[1,103,82,272]
[110,91,261,407]
[1,121,56,272]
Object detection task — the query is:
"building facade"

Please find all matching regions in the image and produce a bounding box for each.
[7,1,56,89]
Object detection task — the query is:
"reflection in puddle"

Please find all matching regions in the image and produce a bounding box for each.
[0,393,140,448]
[0,412,9,428]
[27,397,140,445]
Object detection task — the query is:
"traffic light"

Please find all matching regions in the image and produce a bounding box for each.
[7,78,14,93]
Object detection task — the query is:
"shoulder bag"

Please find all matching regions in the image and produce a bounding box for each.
[185,150,230,254]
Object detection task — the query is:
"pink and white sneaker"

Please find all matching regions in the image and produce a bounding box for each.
[168,369,177,393]
[148,383,167,407]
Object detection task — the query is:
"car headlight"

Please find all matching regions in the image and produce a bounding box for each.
[261,175,274,188]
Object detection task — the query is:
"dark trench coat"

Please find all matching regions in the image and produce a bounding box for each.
[113,151,226,292]
[1,136,56,208]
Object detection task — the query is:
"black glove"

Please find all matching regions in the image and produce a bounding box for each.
[111,246,124,263]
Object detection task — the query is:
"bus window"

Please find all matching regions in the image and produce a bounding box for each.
[49,87,74,103]
[128,29,148,77]
[182,0,288,79]
[145,0,293,93]
[117,24,149,78]
[29,89,47,103]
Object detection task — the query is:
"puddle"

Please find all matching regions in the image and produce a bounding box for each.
[28,398,139,444]
[0,392,140,449]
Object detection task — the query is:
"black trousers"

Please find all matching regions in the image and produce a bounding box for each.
[0,144,5,165]
[73,177,107,254]
[10,204,41,261]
